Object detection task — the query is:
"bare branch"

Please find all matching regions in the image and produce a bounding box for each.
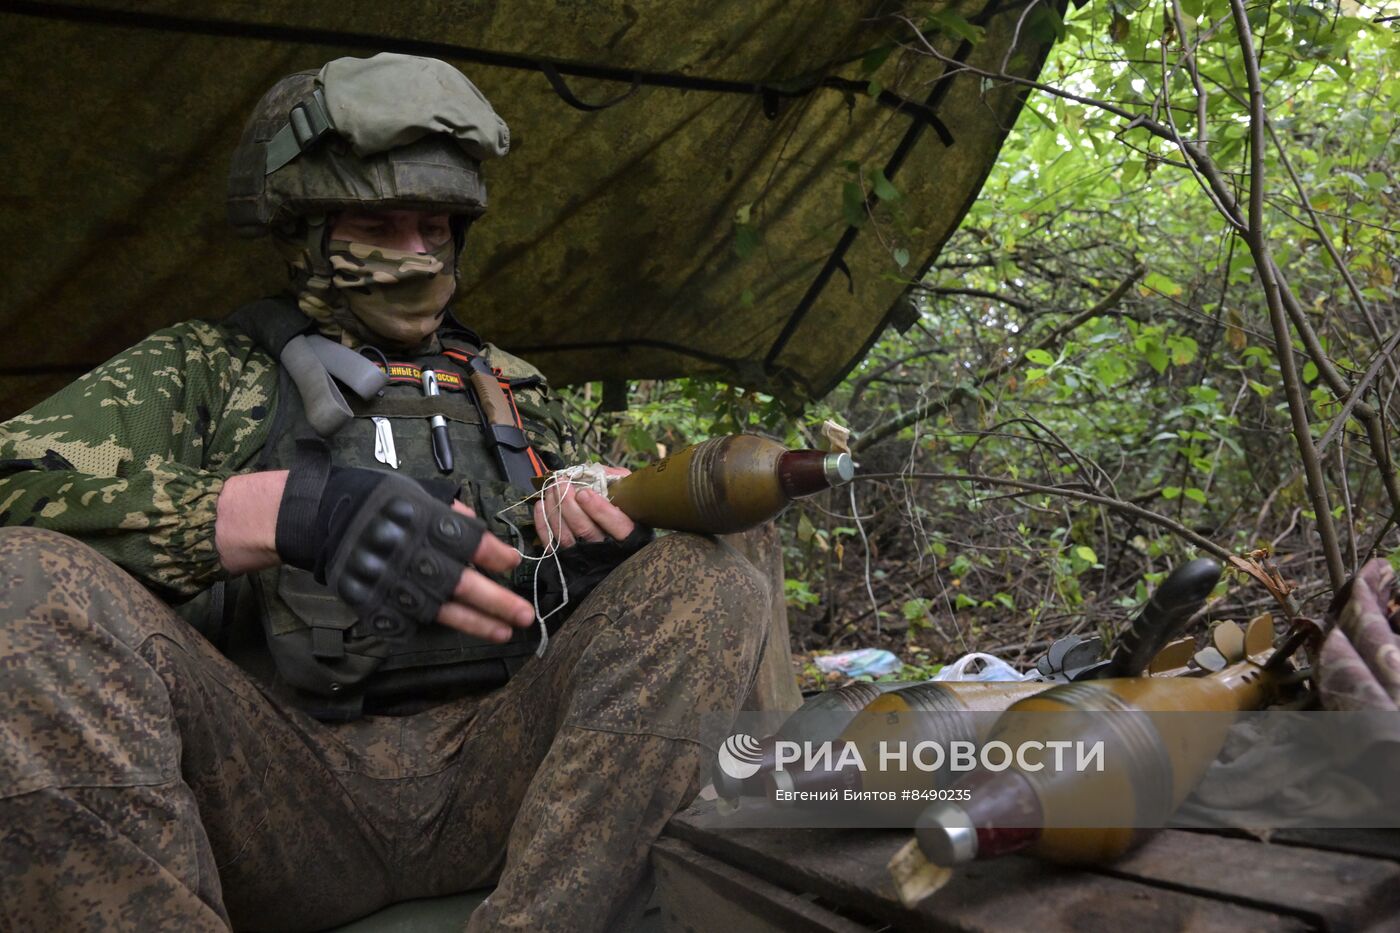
[857,471,1231,560]
[853,265,1146,452]
[1227,0,1346,590]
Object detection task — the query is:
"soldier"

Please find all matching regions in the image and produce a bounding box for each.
[0,53,770,931]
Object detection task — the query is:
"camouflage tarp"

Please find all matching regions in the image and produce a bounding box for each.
[0,0,1065,415]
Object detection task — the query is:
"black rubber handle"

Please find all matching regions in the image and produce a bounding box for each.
[1103,557,1222,678]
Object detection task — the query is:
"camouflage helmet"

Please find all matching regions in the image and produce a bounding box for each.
[227,53,510,237]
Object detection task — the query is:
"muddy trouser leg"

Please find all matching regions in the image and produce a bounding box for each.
[0,528,408,933]
[446,530,770,932]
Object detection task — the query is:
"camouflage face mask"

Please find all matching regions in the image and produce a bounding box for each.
[327,238,458,348]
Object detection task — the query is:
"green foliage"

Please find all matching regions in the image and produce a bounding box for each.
[561,1,1398,672]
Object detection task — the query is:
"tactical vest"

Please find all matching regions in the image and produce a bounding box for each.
[225,297,564,720]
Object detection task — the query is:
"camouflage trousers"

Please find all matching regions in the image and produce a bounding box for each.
[0,526,771,932]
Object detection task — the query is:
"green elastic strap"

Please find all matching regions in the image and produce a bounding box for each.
[265,88,334,174]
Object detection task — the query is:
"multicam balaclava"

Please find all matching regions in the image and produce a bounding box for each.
[274,232,460,349]
[228,52,510,348]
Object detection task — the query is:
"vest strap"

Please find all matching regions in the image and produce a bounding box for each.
[348,393,481,423]
[306,334,390,401]
[281,336,355,436]
[274,438,333,572]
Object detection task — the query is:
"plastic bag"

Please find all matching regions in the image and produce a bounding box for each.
[929,651,1032,682]
[815,648,902,678]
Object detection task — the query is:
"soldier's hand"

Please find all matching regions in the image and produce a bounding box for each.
[532,466,636,549]
[276,462,535,643]
[439,501,536,642]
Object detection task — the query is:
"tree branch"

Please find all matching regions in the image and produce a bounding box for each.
[853,265,1145,452]
[1228,0,1345,590]
[856,471,1231,560]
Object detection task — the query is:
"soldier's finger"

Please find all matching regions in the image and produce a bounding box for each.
[449,568,535,628]
[540,490,575,549]
[537,490,567,546]
[450,500,477,518]
[470,530,522,573]
[533,499,548,542]
[576,488,635,541]
[558,487,605,543]
[436,600,516,643]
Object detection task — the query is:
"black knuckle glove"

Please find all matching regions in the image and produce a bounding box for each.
[275,445,486,639]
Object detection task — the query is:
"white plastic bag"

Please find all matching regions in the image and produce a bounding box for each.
[929,652,1032,682]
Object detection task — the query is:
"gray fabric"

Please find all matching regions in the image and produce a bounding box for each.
[281,335,353,436]
[305,334,391,401]
[320,53,510,162]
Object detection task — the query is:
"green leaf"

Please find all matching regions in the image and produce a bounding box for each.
[1162,486,1182,500]
[867,79,884,99]
[1168,335,1198,366]
[732,224,760,260]
[925,11,985,45]
[1144,344,1169,374]
[893,247,910,269]
[1027,4,1065,43]
[1074,545,1098,564]
[842,181,867,227]
[1108,12,1130,44]
[734,202,752,225]
[1025,105,1056,132]
[1143,272,1184,297]
[1302,361,1319,382]
[624,426,653,454]
[869,169,902,202]
[1025,348,1056,365]
[861,45,894,74]
[1184,487,1208,504]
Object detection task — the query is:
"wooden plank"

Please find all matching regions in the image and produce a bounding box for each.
[652,838,869,933]
[1269,829,1400,864]
[667,801,1308,932]
[1091,829,1400,931]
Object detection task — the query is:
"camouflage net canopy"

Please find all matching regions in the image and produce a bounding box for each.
[0,0,1064,416]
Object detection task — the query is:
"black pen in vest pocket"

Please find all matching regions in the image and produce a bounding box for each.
[420,370,455,473]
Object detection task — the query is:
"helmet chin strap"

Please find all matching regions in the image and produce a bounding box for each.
[450,216,473,281]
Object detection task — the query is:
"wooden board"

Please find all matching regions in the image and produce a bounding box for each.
[1092,829,1400,931]
[1269,828,1400,864]
[666,800,1312,932]
[653,838,868,933]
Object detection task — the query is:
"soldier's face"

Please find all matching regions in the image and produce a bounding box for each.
[330,210,453,254]
[325,209,459,348]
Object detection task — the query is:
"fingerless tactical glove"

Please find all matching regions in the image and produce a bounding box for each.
[275,440,486,640]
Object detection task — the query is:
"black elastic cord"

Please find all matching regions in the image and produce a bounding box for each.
[538,62,640,111]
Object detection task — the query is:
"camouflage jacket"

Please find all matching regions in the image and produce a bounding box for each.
[0,318,574,601]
